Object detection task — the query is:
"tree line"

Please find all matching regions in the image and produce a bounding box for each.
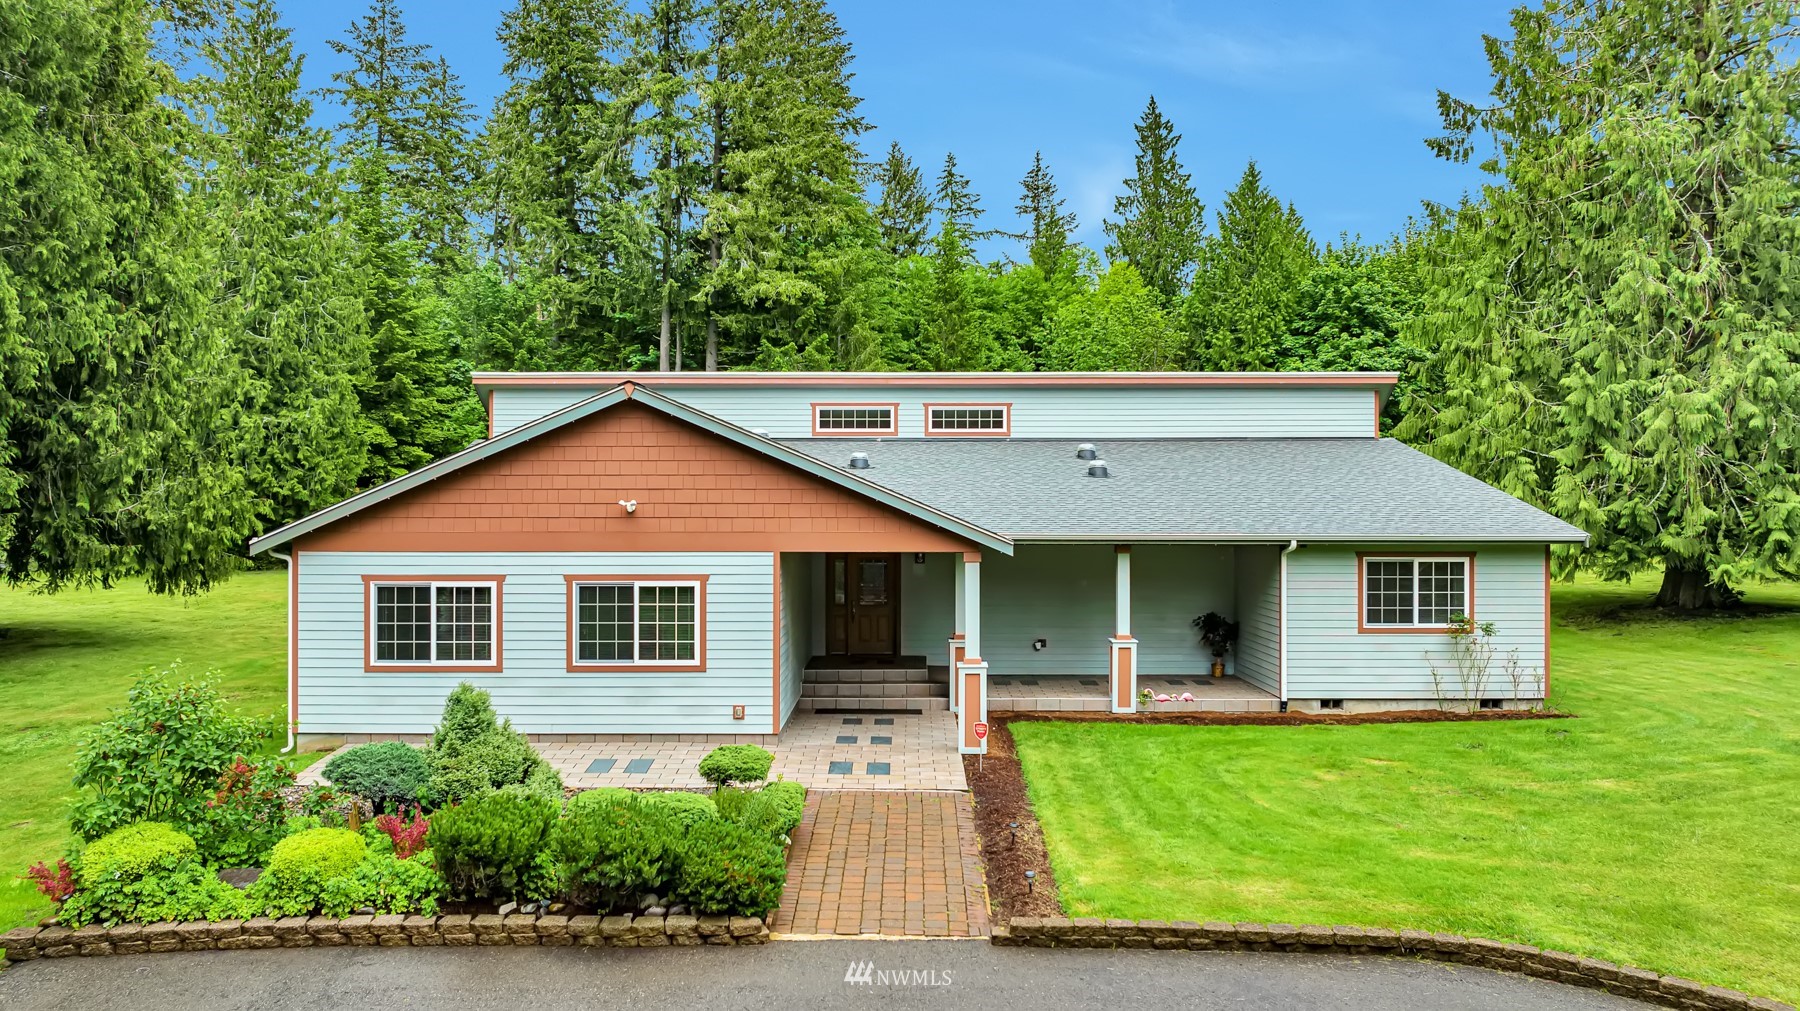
[3,0,1797,607]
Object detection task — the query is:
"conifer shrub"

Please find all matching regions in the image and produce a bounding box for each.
[429,789,558,902]
[696,744,774,788]
[323,742,432,813]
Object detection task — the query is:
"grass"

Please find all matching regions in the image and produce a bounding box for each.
[1013,576,1800,1004]
[0,570,293,934]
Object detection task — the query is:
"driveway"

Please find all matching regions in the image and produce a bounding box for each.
[0,942,1648,1010]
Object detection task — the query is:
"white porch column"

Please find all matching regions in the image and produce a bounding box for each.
[957,551,989,754]
[1108,544,1137,713]
[948,553,967,714]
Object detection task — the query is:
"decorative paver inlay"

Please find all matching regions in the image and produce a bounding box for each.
[585,759,616,774]
[773,791,989,938]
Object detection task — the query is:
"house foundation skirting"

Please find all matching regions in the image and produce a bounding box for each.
[1288,698,1546,715]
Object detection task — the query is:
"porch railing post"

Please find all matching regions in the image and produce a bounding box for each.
[949,553,967,714]
[958,552,988,754]
[1109,545,1136,714]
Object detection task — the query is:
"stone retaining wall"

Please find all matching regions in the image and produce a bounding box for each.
[1,912,769,961]
[994,918,1792,1011]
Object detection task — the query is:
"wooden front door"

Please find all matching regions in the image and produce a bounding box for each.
[826,553,899,657]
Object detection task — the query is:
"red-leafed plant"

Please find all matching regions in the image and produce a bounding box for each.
[23,859,76,904]
[374,805,431,860]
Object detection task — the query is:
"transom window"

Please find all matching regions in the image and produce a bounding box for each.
[369,580,499,666]
[1361,556,1470,629]
[570,579,704,667]
[927,404,1010,435]
[813,404,896,435]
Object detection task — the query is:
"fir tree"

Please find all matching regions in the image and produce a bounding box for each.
[1016,150,1078,278]
[1103,96,1204,302]
[0,0,242,593]
[925,152,986,368]
[1187,160,1318,369]
[1404,0,1800,608]
[873,141,931,257]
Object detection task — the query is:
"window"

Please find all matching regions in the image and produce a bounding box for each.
[812,403,896,436]
[366,578,502,669]
[926,403,1010,436]
[1359,556,1471,630]
[566,576,707,669]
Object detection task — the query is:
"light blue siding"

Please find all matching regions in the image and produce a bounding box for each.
[297,551,774,735]
[1285,544,1548,699]
[900,553,955,662]
[1233,545,1281,695]
[777,552,810,727]
[489,384,1375,440]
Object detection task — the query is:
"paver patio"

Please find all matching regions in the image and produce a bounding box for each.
[771,790,990,938]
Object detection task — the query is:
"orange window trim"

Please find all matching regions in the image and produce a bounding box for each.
[923,402,1012,437]
[1354,552,1476,634]
[563,574,710,673]
[362,575,506,673]
[810,402,899,437]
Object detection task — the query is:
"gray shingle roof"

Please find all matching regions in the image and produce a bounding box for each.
[780,437,1588,543]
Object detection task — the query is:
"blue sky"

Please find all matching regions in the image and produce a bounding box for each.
[281,0,1515,253]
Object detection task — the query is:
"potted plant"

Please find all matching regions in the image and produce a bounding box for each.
[1191,612,1239,678]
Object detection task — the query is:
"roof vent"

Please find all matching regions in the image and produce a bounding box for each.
[748,427,769,437]
[1076,443,1098,461]
[1087,460,1109,478]
[848,452,871,470]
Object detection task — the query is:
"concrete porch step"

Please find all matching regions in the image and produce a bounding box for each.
[803,681,947,699]
[796,696,950,713]
[802,667,936,684]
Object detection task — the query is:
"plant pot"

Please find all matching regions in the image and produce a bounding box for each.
[1210,657,1225,678]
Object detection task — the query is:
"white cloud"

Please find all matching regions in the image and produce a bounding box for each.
[1111,3,1369,86]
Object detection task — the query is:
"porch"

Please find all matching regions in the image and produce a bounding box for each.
[987,674,1279,713]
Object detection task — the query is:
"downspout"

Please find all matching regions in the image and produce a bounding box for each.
[1278,539,1299,702]
[271,551,295,754]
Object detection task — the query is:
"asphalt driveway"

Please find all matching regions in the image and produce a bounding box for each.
[0,941,1648,1010]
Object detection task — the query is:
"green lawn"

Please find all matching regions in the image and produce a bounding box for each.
[1014,577,1800,1004]
[0,570,292,933]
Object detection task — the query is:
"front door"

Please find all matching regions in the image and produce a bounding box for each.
[827,553,899,657]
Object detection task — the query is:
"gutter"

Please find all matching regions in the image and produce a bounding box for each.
[1279,539,1299,702]
[270,550,295,755]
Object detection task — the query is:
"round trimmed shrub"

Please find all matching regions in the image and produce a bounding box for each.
[566,787,634,816]
[77,822,196,882]
[244,827,368,917]
[61,823,248,927]
[673,819,788,916]
[760,781,806,835]
[323,742,431,813]
[696,744,774,788]
[637,791,716,827]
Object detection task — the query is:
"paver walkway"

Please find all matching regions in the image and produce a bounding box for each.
[772,790,990,938]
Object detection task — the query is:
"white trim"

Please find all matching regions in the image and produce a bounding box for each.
[272,550,294,753]
[1107,637,1137,715]
[1362,555,1471,628]
[368,579,501,668]
[1114,547,1131,635]
[1278,539,1297,702]
[813,403,897,435]
[963,558,982,660]
[568,578,704,668]
[926,404,1009,434]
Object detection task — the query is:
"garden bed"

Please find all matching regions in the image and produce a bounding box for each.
[962,719,1061,920]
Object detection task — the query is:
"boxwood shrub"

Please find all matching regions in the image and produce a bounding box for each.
[323,742,431,813]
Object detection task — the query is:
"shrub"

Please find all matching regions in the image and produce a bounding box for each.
[373,806,431,860]
[430,790,558,902]
[637,791,716,827]
[522,761,565,803]
[69,667,276,857]
[565,788,634,816]
[714,788,784,837]
[760,781,806,835]
[319,852,445,917]
[244,828,368,918]
[432,682,499,750]
[23,859,75,904]
[673,819,788,916]
[60,823,247,926]
[696,744,774,789]
[552,799,680,912]
[194,756,295,867]
[324,742,431,813]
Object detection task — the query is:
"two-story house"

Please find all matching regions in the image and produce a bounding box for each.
[249,371,1587,755]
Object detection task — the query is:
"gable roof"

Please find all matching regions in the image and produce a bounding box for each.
[780,437,1590,544]
[247,383,1014,556]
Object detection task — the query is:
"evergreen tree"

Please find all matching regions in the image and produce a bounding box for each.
[1016,150,1078,278]
[925,152,986,368]
[1103,96,1204,302]
[1041,264,1183,371]
[194,0,371,528]
[873,141,931,257]
[1187,160,1318,369]
[0,0,242,593]
[1404,0,1800,608]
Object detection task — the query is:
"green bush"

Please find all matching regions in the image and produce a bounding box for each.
[673,819,788,916]
[760,781,806,835]
[430,790,558,902]
[69,667,278,859]
[324,742,432,813]
[432,682,499,750]
[566,788,634,816]
[244,828,368,917]
[60,823,247,927]
[192,756,296,868]
[319,851,446,917]
[714,787,784,836]
[637,791,716,827]
[522,761,565,803]
[696,744,774,788]
[552,798,680,911]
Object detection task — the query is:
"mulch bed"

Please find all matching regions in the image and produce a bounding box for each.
[962,719,1062,920]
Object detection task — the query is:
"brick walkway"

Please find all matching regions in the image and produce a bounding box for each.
[771,791,989,938]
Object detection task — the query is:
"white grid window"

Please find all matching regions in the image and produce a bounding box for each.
[571,581,701,665]
[1362,557,1469,628]
[370,581,497,665]
[927,405,1008,433]
[814,405,895,434]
